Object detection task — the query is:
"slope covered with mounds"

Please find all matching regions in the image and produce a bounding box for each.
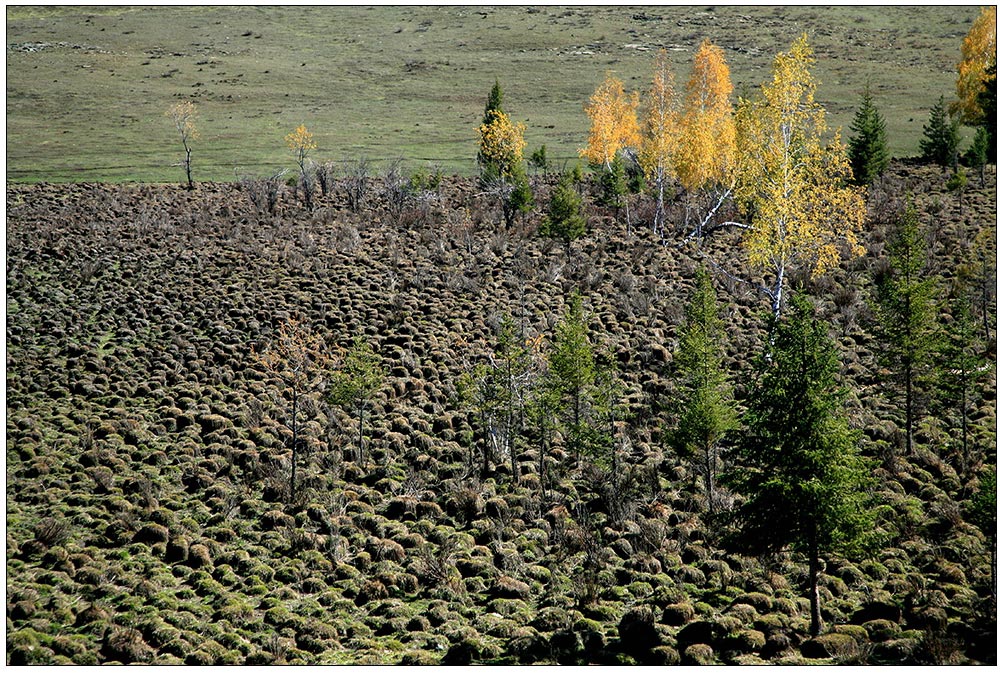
[5,163,996,664]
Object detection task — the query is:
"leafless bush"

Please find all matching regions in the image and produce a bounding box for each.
[383,158,410,223]
[344,157,370,212]
[636,518,674,555]
[614,270,637,294]
[444,207,476,254]
[313,161,337,197]
[400,193,436,230]
[412,538,459,589]
[239,169,287,216]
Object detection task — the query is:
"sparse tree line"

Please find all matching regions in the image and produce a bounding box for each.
[189,16,993,641]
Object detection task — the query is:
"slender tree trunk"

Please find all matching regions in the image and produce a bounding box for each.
[183,140,193,190]
[290,387,299,504]
[808,526,823,637]
[573,389,582,466]
[539,427,548,501]
[960,372,969,473]
[624,194,632,237]
[904,359,913,455]
[654,173,665,237]
[772,267,785,319]
[358,404,365,467]
[705,439,715,516]
[981,265,992,346]
[991,542,997,608]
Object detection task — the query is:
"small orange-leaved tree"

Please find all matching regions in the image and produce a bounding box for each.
[255,317,331,504]
[676,38,737,239]
[582,72,640,230]
[285,123,318,210]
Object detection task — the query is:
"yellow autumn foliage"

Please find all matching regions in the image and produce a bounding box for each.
[955,6,997,124]
[477,110,526,178]
[676,39,735,192]
[581,72,640,169]
[286,123,316,156]
[735,35,866,284]
[639,50,679,187]
[166,101,199,141]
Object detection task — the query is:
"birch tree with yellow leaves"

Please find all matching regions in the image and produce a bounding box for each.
[477,110,527,180]
[676,39,737,239]
[639,50,679,236]
[286,124,318,210]
[582,73,640,231]
[954,5,997,125]
[475,81,533,227]
[730,34,866,318]
[581,73,641,170]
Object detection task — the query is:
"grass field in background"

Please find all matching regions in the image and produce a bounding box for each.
[6,5,979,183]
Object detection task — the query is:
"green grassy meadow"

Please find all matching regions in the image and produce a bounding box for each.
[6,5,981,182]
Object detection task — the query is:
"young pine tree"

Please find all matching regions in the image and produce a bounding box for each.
[540,175,587,260]
[547,292,596,464]
[544,292,622,470]
[328,336,385,467]
[872,202,941,456]
[966,126,991,187]
[725,294,876,638]
[967,466,997,608]
[919,96,961,171]
[671,268,737,516]
[847,83,890,186]
[939,290,993,474]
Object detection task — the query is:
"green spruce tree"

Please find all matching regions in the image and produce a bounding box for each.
[543,292,622,471]
[540,175,587,260]
[503,163,534,228]
[547,292,596,463]
[671,268,737,515]
[872,202,941,456]
[725,294,876,637]
[968,466,997,608]
[966,126,991,187]
[920,95,962,171]
[847,83,890,185]
[940,289,993,474]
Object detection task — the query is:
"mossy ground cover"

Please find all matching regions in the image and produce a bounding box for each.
[6,160,997,664]
[6,5,980,182]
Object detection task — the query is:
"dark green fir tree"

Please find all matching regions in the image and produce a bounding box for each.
[872,202,941,456]
[725,294,876,637]
[847,83,890,185]
[919,95,962,171]
[671,268,737,515]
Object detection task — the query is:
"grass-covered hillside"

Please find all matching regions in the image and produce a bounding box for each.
[5,4,980,182]
[5,159,996,664]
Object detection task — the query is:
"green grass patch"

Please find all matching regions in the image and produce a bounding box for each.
[7,5,979,182]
